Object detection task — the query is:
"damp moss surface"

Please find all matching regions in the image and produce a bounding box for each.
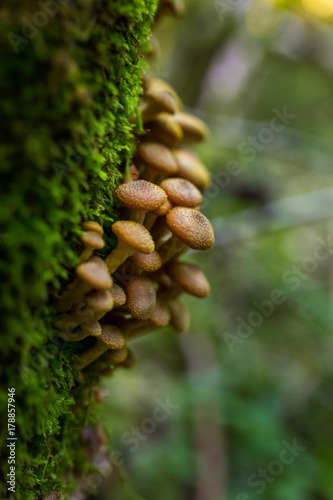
[0,0,157,498]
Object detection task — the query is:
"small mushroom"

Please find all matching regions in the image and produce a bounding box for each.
[122,300,170,339]
[140,88,178,123]
[136,142,178,183]
[115,179,167,224]
[105,220,155,274]
[57,257,112,312]
[57,318,102,342]
[81,221,104,235]
[79,231,105,262]
[109,283,126,307]
[85,289,114,319]
[168,298,190,333]
[160,177,202,208]
[145,112,183,148]
[128,250,162,273]
[149,298,171,327]
[158,207,215,263]
[143,76,181,109]
[76,324,125,370]
[174,149,211,191]
[100,346,129,365]
[173,111,208,143]
[126,276,156,320]
[165,261,210,298]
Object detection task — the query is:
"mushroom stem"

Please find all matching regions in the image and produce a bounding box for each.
[76,342,109,369]
[105,241,134,274]
[76,325,125,370]
[130,210,146,225]
[157,236,187,264]
[54,309,95,330]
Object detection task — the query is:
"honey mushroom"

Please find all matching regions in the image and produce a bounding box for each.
[58,318,102,342]
[126,276,156,320]
[151,179,203,248]
[142,76,182,110]
[168,298,190,333]
[139,88,178,123]
[79,231,105,263]
[76,324,125,370]
[173,111,208,143]
[117,298,171,340]
[136,142,178,183]
[57,289,113,333]
[128,250,162,274]
[161,261,211,301]
[115,179,167,224]
[109,283,126,307]
[174,149,211,191]
[105,220,155,275]
[145,112,184,148]
[57,257,112,313]
[158,206,215,263]
[159,177,202,208]
[81,220,104,235]
[98,347,135,376]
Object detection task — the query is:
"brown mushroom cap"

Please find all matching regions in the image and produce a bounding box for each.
[143,77,181,109]
[129,251,162,272]
[80,231,105,251]
[126,277,156,320]
[137,142,178,176]
[81,221,104,235]
[115,180,167,211]
[173,111,208,143]
[145,88,177,115]
[145,113,183,148]
[76,257,112,290]
[109,283,126,307]
[112,221,155,254]
[174,149,211,191]
[160,178,202,208]
[165,261,210,298]
[102,346,128,364]
[169,299,190,333]
[155,199,172,216]
[100,324,125,350]
[80,318,102,337]
[86,289,114,312]
[166,207,214,250]
[149,299,171,327]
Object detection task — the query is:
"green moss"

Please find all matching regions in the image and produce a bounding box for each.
[0,0,157,498]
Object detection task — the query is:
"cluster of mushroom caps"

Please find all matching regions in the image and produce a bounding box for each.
[55,76,214,375]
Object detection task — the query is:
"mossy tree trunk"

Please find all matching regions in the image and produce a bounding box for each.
[0,1,157,498]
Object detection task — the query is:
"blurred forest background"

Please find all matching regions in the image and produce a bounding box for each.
[100,1,333,499]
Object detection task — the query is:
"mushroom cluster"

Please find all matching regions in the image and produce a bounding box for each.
[55,5,214,376]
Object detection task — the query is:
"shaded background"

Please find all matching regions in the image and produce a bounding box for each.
[101,1,333,499]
